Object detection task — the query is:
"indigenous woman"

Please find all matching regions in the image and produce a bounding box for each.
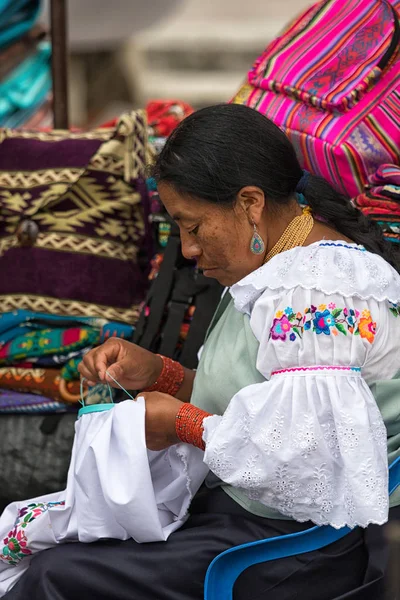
[6,104,400,600]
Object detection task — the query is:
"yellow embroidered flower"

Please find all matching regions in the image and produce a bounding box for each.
[362,309,371,319]
[358,317,376,344]
[276,310,284,318]
[20,339,33,349]
[318,304,327,311]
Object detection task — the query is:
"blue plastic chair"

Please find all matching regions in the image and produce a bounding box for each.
[204,456,400,600]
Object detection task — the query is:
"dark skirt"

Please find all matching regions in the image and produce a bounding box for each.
[4,486,396,600]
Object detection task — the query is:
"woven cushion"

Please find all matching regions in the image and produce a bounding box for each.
[0,111,151,324]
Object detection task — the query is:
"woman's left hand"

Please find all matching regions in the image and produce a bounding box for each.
[136,391,184,451]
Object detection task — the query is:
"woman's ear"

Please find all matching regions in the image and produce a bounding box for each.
[235,186,266,225]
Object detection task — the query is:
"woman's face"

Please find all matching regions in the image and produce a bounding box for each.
[158,182,266,286]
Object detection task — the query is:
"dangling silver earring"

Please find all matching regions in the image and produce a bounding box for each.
[250,223,265,255]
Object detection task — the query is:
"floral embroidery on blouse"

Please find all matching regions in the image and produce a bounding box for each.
[270,304,376,343]
[388,302,400,317]
[0,501,65,566]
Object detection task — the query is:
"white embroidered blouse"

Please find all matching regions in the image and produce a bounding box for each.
[201,241,400,529]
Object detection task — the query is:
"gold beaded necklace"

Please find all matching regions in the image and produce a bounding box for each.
[263,206,314,264]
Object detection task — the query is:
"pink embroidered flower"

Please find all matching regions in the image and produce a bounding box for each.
[1,528,31,566]
[328,303,336,310]
[270,315,292,341]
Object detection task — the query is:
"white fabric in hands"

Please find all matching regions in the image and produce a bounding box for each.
[203,242,400,529]
[0,398,209,597]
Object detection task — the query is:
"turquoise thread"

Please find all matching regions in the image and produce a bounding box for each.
[79,378,86,408]
[78,371,135,419]
[105,371,135,400]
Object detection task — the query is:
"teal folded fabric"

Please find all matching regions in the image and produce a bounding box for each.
[0,0,40,50]
[0,40,51,125]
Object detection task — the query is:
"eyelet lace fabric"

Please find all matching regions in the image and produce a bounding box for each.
[203,374,389,528]
[201,244,400,528]
[231,241,400,315]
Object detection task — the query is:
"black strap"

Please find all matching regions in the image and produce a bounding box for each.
[133,233,181,350]
[133,229,224,367]
[158,266,197,358]
[204,290,232,341]
[180,277,224,369]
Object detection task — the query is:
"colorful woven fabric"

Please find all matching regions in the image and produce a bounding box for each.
[0,310,134,386]
[0,327,98,365]
[0,111,151,324]
[146,100,194,137]
[13,350,83,369]
[0,368,81,403]
[353,163,400,243]
[232,0,400,198]
[0,383,119,412]
[0,310,133,347]
[0,389,74,414]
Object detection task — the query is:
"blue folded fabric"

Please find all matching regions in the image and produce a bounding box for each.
[0,40,51,125]
[0,0,40,50]
[0,309,134,346]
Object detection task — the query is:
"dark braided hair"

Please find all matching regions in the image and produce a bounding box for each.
[153,103,400,272]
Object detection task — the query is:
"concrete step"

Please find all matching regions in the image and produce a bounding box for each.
[130,20,283,105]
[138,69,246,105]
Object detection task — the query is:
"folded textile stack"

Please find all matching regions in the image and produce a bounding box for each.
[0,1,52,128]
[353,164,400,244]
[146,100,193,138]
[0,110,150,412]
[0,389,73,414]
[0,310,133,411]
[144,100,194,249]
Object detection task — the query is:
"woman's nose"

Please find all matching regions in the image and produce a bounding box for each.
[180,231,202,261]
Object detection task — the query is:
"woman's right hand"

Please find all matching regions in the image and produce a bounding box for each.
[78,338,162,391]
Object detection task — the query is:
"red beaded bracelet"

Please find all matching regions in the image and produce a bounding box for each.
[144,355,185,396]
[175,403,211,451]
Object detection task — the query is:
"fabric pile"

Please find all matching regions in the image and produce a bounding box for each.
[0,311,133,413]
[353,164,400,245]
[146,100,193,138]
[145,101,194,249]
[0,1,52,128]
[0,110,150,413]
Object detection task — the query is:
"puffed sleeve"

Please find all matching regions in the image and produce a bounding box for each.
[201,286,399,528]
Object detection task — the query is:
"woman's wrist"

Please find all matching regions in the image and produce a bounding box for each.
[175,403,211,450]
[144,355,185,396]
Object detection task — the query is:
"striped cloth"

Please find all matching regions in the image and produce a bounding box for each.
[353,164,400,244]
[232,0,400,199]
